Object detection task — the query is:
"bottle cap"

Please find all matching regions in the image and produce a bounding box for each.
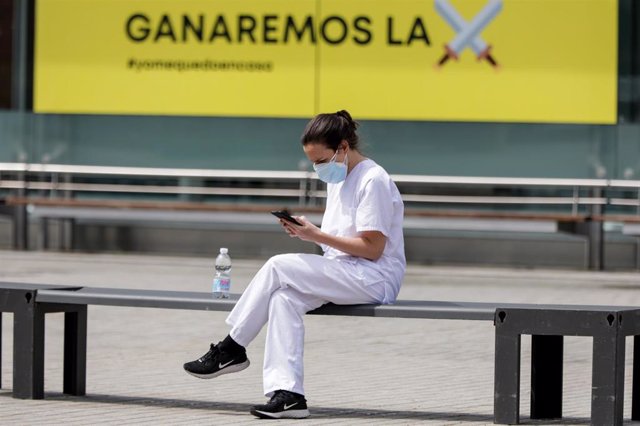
[220,248,228,254]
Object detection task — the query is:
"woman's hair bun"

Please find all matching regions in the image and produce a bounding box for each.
[336,110,358,131]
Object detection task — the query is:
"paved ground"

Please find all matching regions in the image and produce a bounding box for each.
[1,250,640,425]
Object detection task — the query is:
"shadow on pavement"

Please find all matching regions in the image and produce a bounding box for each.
[0,391,593,424]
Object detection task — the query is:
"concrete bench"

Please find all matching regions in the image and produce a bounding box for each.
[1,197,604,269]
[0,197,323,251]
[2,282,640,424]
[598,214,640,238]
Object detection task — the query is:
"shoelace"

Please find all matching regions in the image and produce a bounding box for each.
[199,343,220,362]
[270,390,292,404]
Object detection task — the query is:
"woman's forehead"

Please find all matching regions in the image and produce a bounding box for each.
[303,143,334,162]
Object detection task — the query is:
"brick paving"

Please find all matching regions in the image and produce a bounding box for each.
[1,250,640,425]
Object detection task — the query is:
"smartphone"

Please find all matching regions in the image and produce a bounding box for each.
[271,210,303,226]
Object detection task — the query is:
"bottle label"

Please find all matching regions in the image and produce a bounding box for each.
[213,277,230,293]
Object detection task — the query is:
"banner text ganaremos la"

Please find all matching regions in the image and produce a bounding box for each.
[126,13,431,45]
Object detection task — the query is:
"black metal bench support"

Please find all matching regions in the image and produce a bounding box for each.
[13,291,45,399]
[493,334,568,423]
[494,322,520,424]
[633,336,640,420]
[493,307,640,425]
[0,285,87,399]
[63,307,87,396]
[592,331,625,425]
[531,335,563,419]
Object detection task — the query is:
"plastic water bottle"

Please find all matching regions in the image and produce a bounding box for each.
[212,248,231,298]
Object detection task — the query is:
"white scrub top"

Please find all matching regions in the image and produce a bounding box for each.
[320,158,406,303]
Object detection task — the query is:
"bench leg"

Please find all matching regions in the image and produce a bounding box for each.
[13,204,29,251]
[13,295,45,399]
[531,335,563,419]
[64,307,87,396]
[494,330,521,424]
[69,218,77,251]
[592,333,625,426]
[39,218,49,250]
[0,312,2,389]
[60,218,76,251]
[573,220,604,271]
[632,336,640,420]
[58,219,68,251]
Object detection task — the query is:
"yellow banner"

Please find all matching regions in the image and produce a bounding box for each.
[34,0,618,124]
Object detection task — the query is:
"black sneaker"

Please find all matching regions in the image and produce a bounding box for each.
[250,390,310,419]
[183,343,249,379]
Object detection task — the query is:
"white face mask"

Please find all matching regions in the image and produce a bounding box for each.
[313,151,348,184]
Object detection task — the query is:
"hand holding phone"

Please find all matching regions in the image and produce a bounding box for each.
[271,210,303,226]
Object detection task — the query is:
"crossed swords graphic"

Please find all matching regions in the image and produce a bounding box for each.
[434,0,503,68]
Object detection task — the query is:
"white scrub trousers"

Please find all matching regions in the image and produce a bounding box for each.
[225,253,387,397]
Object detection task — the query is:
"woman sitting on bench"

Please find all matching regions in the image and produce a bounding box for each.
[183,110,406,419]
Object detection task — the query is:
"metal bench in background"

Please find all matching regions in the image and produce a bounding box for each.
[3,162,635,269]
[0,281,639,424]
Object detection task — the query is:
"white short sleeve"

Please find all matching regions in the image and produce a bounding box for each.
[355,176,393,237]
